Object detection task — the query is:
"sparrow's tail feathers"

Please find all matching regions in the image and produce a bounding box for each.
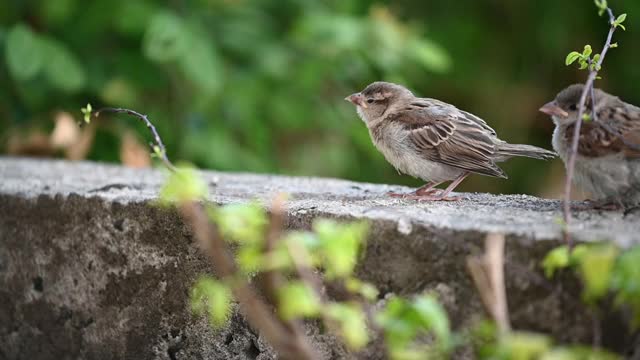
[497,143,557,160]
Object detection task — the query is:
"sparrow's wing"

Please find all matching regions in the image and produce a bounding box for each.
[568,101,640,158]
[387,99,507,178]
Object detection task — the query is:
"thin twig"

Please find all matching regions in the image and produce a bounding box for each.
[258,195,313,350]
[261,194,288,304]
[180,202,319,360]
[563,7,619,247]
[286,240,328,303]
[466,233,510,334]
[92,107,176,171]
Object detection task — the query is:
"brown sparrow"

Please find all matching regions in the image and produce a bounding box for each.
[346,81,556,201]
[540,84,640,209]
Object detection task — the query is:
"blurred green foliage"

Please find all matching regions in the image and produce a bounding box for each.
[543,243,640,329]
[2,0,640,195]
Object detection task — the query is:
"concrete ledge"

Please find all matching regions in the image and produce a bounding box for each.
[1,157,638,359]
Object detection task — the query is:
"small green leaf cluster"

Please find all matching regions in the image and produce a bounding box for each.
[81,104,93,124]
[190,277,233,327]
[376,294,454,359]
[159,164,208,204]
[542,243,640,328]
[473,322,619,360]
[595,0,608,16]
[565,45,601,71]
[613,14,627,31]
[203,205,375,349]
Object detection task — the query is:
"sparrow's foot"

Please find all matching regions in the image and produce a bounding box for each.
[387,191,461,202]
[571,200,624,211]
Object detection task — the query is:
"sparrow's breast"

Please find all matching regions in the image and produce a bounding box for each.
[554,125,638,201]
[369,122,463,183]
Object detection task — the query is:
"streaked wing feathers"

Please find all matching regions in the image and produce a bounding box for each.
[387,100,506,178]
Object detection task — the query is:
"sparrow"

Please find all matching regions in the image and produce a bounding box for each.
[540,84,640,209]
[345,81,556,201]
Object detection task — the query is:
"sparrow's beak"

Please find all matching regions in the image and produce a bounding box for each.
[539,101,569,118]
[345,93,367,109]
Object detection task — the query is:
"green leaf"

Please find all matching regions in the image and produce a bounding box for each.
[611,246,640,329]
[594,0,608,17]
[582,113,592,122]
[499,332,552,360]
[578,59,589,70]
[541,246,570,278]
[190,276,232,327]
[412,295,452,348]
[278,281,320,320]
[577,244,620,301]
[582,45,592,57]
[81,103,93,124]
[40,36,87,92]
[618,24,626,31]
[569,244,590,264]
[540,345,621,360]
[159,164,208,204]
[5,25,44,81]
[236,245,264,273]
[610,42,618,48]
[376,294,453,357]
[177,27,223,95]
[143,11,188,63]
[326,302,369,350]
[614,14,627,29]
[211,202,268,245]
[313,219,369,279]
[345,278,379,301]
[565,52,582,66]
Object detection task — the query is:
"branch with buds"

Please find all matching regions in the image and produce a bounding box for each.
[561,1,627,247]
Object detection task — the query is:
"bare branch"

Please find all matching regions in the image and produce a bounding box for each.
[563,7,620,247]
[467,233,510,334]
[92,108,176,172]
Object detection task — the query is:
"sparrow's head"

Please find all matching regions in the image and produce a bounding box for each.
[345,82,414,122]
[540,84,607,125]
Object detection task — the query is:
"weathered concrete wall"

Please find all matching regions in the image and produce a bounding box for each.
[1,157,639,359]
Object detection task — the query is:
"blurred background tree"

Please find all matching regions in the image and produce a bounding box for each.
[1,0,639,198]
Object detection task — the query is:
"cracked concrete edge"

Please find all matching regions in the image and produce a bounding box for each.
[1,157,639,246]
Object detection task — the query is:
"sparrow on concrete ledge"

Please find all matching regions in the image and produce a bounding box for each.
[540,84,640,210]
[346,81,556,201]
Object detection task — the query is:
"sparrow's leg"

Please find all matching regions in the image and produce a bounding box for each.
[387,181,442,198]
[422,172,469,201]
[414,181,444,196]
[395,173,469,201]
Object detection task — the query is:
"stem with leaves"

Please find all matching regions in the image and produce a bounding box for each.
[562,3,626,247]
[81,104,176,172]
[180,200,319,360]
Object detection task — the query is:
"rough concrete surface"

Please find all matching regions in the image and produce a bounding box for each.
[0,157,639,359]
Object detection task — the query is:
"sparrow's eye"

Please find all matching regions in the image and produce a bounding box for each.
[367,99,374,104]
[569,104,577,111]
